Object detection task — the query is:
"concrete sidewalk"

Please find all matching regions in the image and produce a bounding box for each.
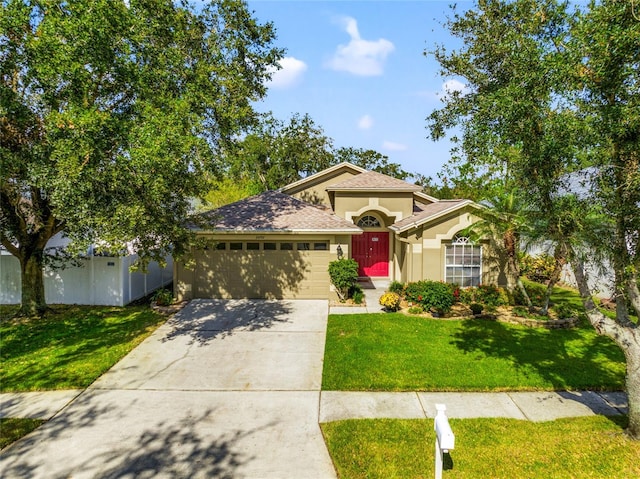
[3,389,628,423]
[329,278,390,314]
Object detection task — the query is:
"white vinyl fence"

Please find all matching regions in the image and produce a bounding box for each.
[0,252,172,306]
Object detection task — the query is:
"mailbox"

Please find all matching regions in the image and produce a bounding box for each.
[434,404,455,452]
[433,404,455,479]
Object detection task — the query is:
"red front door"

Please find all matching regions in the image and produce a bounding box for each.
[352,232,389,277]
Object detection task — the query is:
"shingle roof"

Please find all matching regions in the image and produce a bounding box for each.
[390,200,473,232]
[326,171,421,192]
[194,191,362,233]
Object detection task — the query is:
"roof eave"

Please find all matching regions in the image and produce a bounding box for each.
[390,200,477,233]
[193,228,363,234]
[327,187,421,193]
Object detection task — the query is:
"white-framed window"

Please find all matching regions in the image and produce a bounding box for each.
[357,215,381,228]
[445,236,482,287]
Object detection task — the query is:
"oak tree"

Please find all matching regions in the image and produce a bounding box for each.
[1,0,282,315]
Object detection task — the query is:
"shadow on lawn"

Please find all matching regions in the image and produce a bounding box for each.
[450,318,626,393]
[162,298,296,345]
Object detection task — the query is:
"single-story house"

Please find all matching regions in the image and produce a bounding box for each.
[175,162,500,300]
[1,233,173,306]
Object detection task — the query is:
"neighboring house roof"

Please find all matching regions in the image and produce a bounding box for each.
[326,170,422,192]
[390,199,476,233]
[195,190,362,233]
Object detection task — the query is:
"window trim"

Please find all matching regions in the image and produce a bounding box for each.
[444,236,482,287]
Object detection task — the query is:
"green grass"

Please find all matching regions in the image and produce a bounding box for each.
[322,313,625,391]
[0,305,166,392]
[0,418,45,450]
[321,416,640,479]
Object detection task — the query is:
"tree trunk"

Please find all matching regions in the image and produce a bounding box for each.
[504,231,532,307]
[625,343,640,440]
[573,257,640,439]
[540,243,568,315]
[19,250,48,317]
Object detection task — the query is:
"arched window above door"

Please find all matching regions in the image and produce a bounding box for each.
[357,215,381,228]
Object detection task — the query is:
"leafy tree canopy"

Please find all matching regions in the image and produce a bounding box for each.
[427,0,640,437]
[1,0,283,315]
[205,111,412,206]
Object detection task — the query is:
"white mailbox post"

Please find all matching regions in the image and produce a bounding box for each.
[434,404,455,479]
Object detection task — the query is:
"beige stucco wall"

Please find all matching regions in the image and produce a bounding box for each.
[287,171,358,208]
[396,208,499,284]
[333,192,415,224]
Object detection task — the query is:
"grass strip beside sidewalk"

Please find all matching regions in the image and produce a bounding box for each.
[322,416,640,479]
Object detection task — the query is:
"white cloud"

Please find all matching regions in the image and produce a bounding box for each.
[439,79,470,99]
[267,57,308,89]
[382,141,408,152]
[327,17,394,76]
[358,115,374,130]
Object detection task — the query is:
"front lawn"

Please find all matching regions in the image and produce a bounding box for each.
[0,305,166,392]
[322,313,625,391]
[321,416,640,479]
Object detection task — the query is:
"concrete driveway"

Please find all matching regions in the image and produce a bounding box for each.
[0,299,337,479]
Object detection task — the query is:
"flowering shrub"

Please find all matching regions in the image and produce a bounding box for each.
[476,284,509,307]
[458,284,509,307]
[379,292,401,311]
[404,280,454,314]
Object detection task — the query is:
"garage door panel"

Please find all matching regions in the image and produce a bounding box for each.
[191,244,331,299]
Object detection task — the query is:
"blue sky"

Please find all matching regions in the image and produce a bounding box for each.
[246,0,471,180]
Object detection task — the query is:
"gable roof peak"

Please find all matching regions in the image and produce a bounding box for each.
[326,170,422,192]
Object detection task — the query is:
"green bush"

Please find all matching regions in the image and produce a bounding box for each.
[350,284,364,304]
[555,302,579,319]
[475,284,509,307]
[514,281,547,307]
[388,280,405,295]
[470,303,484,315]
[407,306,424,315]
[458,287,476,305]
[457,285,508,307]
[152,288,173,306]
[404,280,454,314]
[329,259,359,301]
[520,253,556,283]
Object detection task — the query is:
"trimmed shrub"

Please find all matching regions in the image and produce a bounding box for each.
[408,305,424,315]
[329,259,359,301]
[379,292,401,312]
